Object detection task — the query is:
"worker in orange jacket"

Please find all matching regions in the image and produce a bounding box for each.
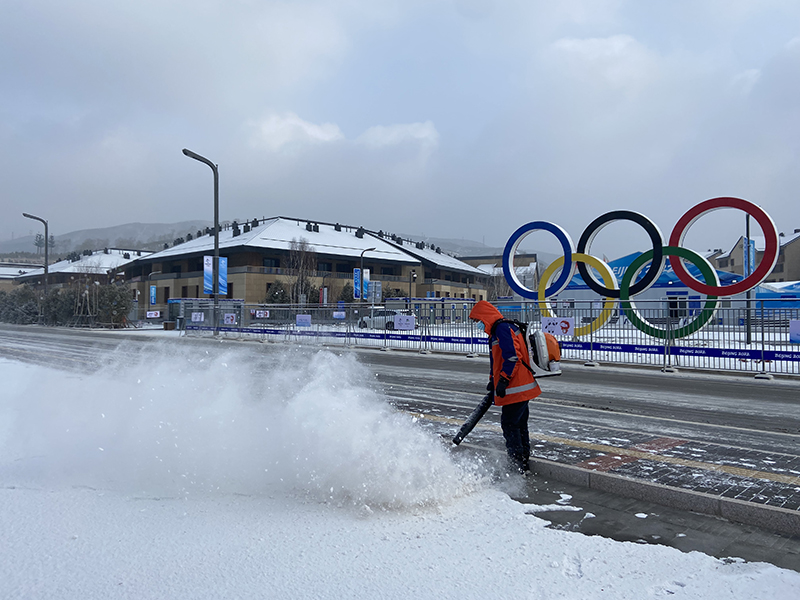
[469,300,541,474]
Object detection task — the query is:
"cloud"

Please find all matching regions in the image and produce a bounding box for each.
[249,112,345,153]
[550,35,659,94]
[356,121,439,160]
[730,69,761,95]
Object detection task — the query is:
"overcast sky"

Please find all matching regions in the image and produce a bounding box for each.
[3,0,799,259]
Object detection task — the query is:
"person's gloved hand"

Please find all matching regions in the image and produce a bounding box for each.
[486,380,494,392]
[495,377,510,398]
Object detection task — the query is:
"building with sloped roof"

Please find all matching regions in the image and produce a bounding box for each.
[715,229,800,283]
[0,263,37,292]
[15,248,152,287]
[121,217,488,315]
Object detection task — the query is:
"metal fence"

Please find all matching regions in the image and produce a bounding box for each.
[179,298,800,377]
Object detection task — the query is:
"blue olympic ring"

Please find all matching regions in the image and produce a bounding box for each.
[502,221,575,299]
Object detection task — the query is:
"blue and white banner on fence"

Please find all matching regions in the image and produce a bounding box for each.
[296,314,312,327]
[791,320,800,344]
[542,316,574,336]
[363,269,370,300]
[394,314,416,330]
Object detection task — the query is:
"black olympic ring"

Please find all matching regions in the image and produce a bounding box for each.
[575,210,664,299]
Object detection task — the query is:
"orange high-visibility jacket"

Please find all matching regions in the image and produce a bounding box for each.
[469,301,541,406]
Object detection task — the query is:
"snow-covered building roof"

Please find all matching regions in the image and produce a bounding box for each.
[18,248,152,281]
[375,235,485,275]
[0,262,37,280]
[474,261,537,278]
[137,218,419,265]
[749,230,800,252]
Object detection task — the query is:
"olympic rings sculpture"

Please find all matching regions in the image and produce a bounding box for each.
[502,197,779,339]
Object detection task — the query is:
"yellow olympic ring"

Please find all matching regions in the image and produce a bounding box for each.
[538,253,617,337]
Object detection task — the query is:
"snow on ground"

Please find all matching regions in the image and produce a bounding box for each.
[1,344,798,599]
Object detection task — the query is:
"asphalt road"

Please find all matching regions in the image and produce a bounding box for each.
[3,323,800,455]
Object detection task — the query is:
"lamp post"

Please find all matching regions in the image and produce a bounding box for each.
[22,212,48,298]
[182,148,219,335]
[360,247,375,303]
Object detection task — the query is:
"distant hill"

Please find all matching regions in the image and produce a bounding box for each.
[1,221,557,268]
[0,221,212,257]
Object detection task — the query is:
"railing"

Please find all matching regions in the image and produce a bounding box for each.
[179,298,800,376]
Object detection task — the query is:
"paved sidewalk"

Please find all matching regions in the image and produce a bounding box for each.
[418,404,800,537]
[429,414,800,571]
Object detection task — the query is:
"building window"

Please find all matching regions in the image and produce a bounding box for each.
[227,283,234,299]
[263,258,279,269]
[336,263,350,272]
[181,286,188,298]
[381,267,395,276]
[163,287,170,303]
[318,261,332,272]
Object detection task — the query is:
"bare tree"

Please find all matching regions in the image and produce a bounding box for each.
[288,238,317,304]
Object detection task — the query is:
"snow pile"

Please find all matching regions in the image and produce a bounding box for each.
[2,350,799,599]
[0,345,482,509]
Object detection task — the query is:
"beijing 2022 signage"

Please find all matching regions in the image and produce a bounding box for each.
[502,197,779,340]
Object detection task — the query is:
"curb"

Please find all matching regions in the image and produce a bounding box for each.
[531,456,800,538]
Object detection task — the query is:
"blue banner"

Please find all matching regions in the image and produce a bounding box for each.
[353,269,361,300]
[204,256,228,295]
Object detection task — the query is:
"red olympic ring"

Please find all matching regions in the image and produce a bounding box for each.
[668,197,779,297]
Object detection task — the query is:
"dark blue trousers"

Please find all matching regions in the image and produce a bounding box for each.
[500,401,530,464]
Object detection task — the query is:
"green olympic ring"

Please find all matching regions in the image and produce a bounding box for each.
[620,246,719,340]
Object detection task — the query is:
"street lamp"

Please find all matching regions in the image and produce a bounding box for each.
[360,247,375,303]
[408,269,417,307]
[182,148,219,335]
[22,212,48,298]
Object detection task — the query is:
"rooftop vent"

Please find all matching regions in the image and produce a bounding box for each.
[795,229,800,234]
[306,221,313,231]
[435,246,441,254]
[251,218,259,228]
[313,223,319,233]
[232,221,241,237]
[355,227,365,239]
[243,224,250,233]
[335,223,342,232]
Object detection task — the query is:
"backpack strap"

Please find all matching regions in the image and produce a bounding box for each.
[490,319,537,377]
